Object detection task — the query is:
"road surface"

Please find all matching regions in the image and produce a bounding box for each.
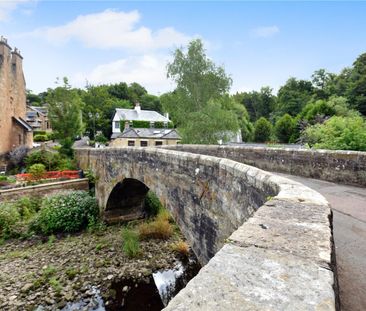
[276,173,366,311]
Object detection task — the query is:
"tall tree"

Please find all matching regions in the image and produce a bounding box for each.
[277,77,314,116]
[46,78,84,155]
[167,39,232,112]
[347,53,366,115]
[166,39,238,144]
[234,87,276,121]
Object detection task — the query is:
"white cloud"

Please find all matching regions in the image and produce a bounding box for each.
[30,9,192,50]
[72,54,175,94]
[0,0,33,21]
[251,26,279,38]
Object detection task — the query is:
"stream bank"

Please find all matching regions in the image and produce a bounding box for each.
[0,223,200,310]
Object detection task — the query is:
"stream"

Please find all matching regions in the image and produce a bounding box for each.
[62,255,201,311]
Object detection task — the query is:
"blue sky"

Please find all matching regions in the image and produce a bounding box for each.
[1,1,366,95]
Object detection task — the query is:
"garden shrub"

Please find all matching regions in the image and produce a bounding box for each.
[25,150,62,171]
[8,145,29,167]
[33,134,48,142]
[30,191,99,235]
[0,203,21,239]
[28,163,46,181]
[254,117,273,142]
[55,158,77,171]
[95,134,108,144]
[14,197,42,219]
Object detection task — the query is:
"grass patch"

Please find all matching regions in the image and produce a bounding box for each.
[48,234,56,246]
[65,267,79,280]
[122,228,140,258]
[49,277,62,295]
[138,211,173,240]
[171,240,189,257]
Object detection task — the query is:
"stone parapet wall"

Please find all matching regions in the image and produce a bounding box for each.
[163,145,366,187]
[75,147,336,310]
[0,178,89,202]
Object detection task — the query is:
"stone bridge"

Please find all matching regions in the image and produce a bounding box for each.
[75,146,337,310]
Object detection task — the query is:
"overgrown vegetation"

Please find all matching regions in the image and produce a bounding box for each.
[302,116,366,151]
[24,150,77,172]
[0,191,99,240]
[30,191,99,235]
[28,163,46,181]
[144,191,163,217]
[138,209,174,240]
[171,240,189,257]
[121,228,140,258]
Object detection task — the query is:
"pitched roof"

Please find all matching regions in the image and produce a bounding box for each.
[29,106,48,116]
[12,117,33,131]
[113,128,181,140]
[115,108,169,123]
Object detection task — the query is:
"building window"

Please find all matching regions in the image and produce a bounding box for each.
[155,141,163,146]
[128,140,135,146]
[114,121,120,129]
[18,134,22,145]
[140,141,148,147]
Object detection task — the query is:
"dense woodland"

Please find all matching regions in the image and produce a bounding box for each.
[27,39,366,151]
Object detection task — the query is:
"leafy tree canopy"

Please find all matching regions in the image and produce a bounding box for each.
[46,77,84,154]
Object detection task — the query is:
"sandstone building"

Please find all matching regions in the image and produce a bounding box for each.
[0,36,33,158]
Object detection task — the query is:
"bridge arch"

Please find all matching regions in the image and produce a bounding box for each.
[105,178,149,222]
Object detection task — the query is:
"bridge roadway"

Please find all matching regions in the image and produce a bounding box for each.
[276,173,366,311]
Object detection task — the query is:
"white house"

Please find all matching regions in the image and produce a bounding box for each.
[111,103,170,137]
[110,103,181,147]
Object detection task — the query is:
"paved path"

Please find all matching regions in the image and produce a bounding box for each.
[276,173,366,311]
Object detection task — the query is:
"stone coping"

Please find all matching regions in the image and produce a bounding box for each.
[75,147,336,310]
[162,144,366,187]
[0,178,88,195]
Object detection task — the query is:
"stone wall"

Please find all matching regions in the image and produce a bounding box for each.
[163,145,366,187]
[75,147,336,310]
[0,178,89,202]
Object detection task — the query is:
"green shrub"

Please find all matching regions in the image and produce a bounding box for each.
[275,114,295,143]
[14,197,42,219]
[302,116,366,151]
[33,134,48,142]
[25,150,62,171]
[254,117,273,142]
[30,191,99,235]
[122,228,140,258]
[144,191,163,217]
[0,203,21,238]
[33,130,47,136]
[95,134,108,144]
[28,163,46,181]
[55,158,77,171]
[0,197,42,239]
